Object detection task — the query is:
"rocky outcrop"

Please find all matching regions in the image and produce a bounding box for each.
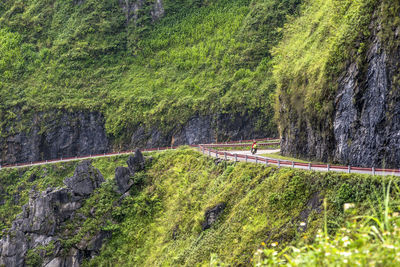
[0,161,107,267]
[202,203,226,231]
[115,167,134,194]
[127,149,145,173]
[119,0,164,24]
[0,111,109,166]
[114,150,146,194]
[64,161,105,196]
[281,12,400,168]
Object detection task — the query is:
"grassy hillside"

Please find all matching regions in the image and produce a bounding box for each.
[1,149,399,265]
[0,0,301,141]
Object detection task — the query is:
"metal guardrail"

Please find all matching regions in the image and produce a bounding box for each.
[0,138,277,170]
[3,138,398,177]
[199,146,400,177]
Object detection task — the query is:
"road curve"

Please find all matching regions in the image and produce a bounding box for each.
[1,137,399,177]
[200,146,400,177]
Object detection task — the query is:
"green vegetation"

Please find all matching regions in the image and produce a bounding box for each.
[253,182,400,266]
[1,149,400,265]
[0,0,303,142]
[0,162,76,233]
[273,0,400,157]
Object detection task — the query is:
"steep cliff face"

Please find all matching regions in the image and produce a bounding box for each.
[0,111,109,166]
[130,112,270,149]
[333,22,395,167]
[0,111,270,165]
[278,1,400,168]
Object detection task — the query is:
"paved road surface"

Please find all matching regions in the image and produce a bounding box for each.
[206,149,400,177]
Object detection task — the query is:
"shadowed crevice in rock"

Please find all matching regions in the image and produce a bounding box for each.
[202,203,226,231]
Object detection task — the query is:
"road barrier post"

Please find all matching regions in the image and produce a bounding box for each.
[245,155,248,163]
[208,149,211,157]
[235,154,237,162]
[216,151,218,158]
[202,146,204,154]
[278,160,280,168]
[265,159,268,166]
[292,161,294,168]
[327,164,330,172]
[224,152,227,161]
[255,157,258,164]
[372,167,375,175]
[308,163,311,170]
[348,165,351,173]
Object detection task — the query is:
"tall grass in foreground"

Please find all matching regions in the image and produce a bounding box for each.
[251,181,400,266]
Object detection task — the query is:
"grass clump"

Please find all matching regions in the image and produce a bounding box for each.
[253,181,400,266]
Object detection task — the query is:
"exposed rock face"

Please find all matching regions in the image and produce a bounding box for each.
[281,16,400,168]
[0,161,107,267]
[131,112,272,148]
[202,203,226,231]
[114,150,146,194]
[127,149,145,173]
[333,32,389,167]
[115,167,134,194]
[64,161,105,197]
[0,111,109,166]
[1,110,272,166]
[119,0,164,24]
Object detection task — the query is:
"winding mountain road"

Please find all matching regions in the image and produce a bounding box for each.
[1,138,399,177]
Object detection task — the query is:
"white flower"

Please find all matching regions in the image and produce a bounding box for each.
[342,236,349,242]
[383,244,395,249]
[340,252,352,257]
[300,222,306,227]
[344,203,355,211]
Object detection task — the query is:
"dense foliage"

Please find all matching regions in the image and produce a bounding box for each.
[273,0,400,157]
[1,149,399,265]
[0,0,302,142]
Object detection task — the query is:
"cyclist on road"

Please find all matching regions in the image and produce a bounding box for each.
[251,141,258,155]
